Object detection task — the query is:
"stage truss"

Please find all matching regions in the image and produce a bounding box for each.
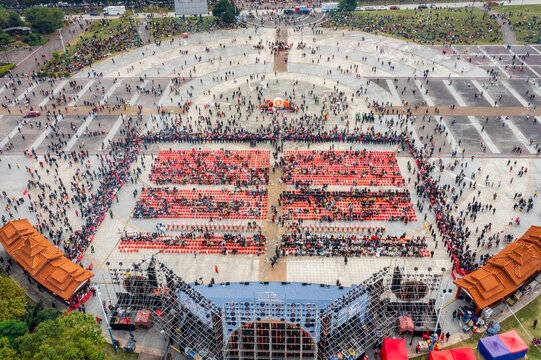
[101,258,443,359]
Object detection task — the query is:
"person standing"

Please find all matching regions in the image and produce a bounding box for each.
[534,319,538,330]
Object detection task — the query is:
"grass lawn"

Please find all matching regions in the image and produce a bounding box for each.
[491,5,541,44]
[327,8,502,45]
[103,343,139,360]
[410,294,541,360]
[150,16,221,40]
[41,17,142,74]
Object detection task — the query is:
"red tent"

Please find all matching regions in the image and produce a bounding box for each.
[398,315,414,334]
[428,348,476,360]
[498,330,529,357]
[429,351,454,360]
[450,348,476,360]
[380,338,408,360]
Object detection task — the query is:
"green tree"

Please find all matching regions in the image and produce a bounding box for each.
[339,0,358,11]
[212,0,237,24]
[18,312,105,360]
[0,337,20,360]
[23,7,64,34]
[0,276,27,321]
[0,321,27,348]
[7,11,22,27]
[0,31,9,46]
[35,308,61,325]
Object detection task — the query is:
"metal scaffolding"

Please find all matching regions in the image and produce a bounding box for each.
[102,260,443,360]
[106,257,223,359]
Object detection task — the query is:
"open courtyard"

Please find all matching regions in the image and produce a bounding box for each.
[0,16,540,357]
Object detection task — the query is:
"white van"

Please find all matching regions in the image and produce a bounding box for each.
[103,6,126,16]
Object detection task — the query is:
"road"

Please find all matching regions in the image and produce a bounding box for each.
[6,20,86,76]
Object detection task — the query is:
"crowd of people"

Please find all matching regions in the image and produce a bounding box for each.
[141,124,405,145]
[327,8,502,45]
[281,150,404,186]
[405,138,478,274]
[132,188,268,219]
[150,16,240,40]
[41,18,142,74]
[17,114,142,262]
[150,149,270,186]
[280,189,416,222]
[120,231,266,255]
[280,232,428,257]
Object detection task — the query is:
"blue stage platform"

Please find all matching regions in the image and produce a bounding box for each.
[193,282,351,308]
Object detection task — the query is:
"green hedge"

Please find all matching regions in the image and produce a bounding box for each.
[0,63,15,77]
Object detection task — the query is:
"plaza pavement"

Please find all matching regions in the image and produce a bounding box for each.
[0,26,540,356]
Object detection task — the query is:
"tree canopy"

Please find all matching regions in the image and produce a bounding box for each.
[18,311,106,360]
[0,337,20,360]
[0,6,23,29]
[0,321,27,349]
[212,0,237,24]
[23,7,64,34]
[339,0,358,12]
[0,277,27,322]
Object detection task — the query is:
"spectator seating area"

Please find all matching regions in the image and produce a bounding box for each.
[119,232,266,255]
[165,222,262,232]
[280,233,428,257]
[133,188,268,219]
[282,150,404,186]
[281,189,416,222]
[150,150,270,186]
[285,222,386,233]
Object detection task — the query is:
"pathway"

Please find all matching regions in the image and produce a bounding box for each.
[489,9,517,44]
[273,28,289,73]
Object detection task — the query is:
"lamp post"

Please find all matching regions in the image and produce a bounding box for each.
[428,269,450,355]
[132,5,141,44]
[58,29,70,71]
[423,8,431,43]
[93,283,117,353]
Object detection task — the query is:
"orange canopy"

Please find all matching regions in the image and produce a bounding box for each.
[0,219,94,301]
[454,226,541,310]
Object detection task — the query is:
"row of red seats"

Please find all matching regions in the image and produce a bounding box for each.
[281,190,416,222]
[133,189,268,219]
[119,235,265,255]
[282,150,404,186]
[151,149,270,185]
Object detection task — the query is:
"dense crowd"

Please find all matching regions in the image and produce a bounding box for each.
[280,189,416,222]
[133,188,268,219]
[150,16,240,40]
[141,125,405,145]
[120,231,266,254]
[150,149,270,186]
[405,137,477,274]
[280,233,428,257]
[21,116,141,262]
[281,150,404,186]
[327,9,501,44]
[42,18,142,74]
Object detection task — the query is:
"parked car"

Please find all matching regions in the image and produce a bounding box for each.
[429,4,438,8]
[284,9,294,15]
[354,6,364,11]
[487,1,502,5]
[23,110,40,118]
[389,5,399,10]
[365,6,376,11]
[418,4,428,9]
[376,5,388,10]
